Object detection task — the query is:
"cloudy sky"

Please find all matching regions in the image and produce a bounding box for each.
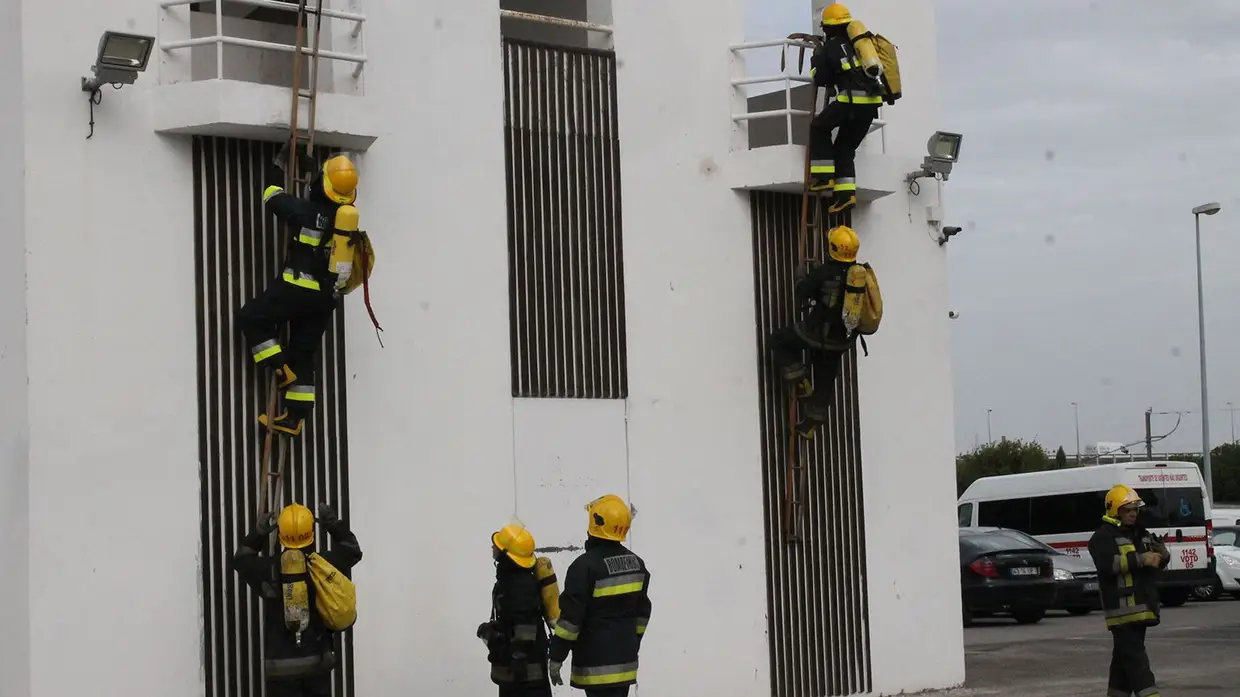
[746,0,1240,455]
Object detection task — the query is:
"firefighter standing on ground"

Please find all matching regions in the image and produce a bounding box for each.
[808,3,885,214]
[237,144,359,437]
[769,224,867,439]
[232,502,363,697]
[1087,485,1169,697]
[549,495,652,697]
[479,523,557,697]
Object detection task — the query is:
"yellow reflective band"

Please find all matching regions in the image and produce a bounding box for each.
[263,185,284,202]
[252,339,282,363]
[1105,610,1157,628]
[835,182,857,192]
[571,663,639,686]
[810,67,817,79]
[285,385,315,402]
[593,582,644,597]
[810,165,836,175]
[553,624,579,641]
[298,227,324,247]
[636,625,646,635]
[282,269,321,291]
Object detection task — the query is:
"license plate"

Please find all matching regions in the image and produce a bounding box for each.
[1084,582,1099,592]
[1010,567,1040,577]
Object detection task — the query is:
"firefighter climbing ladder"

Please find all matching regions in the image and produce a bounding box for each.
[781,33,851,544]
[257,0,326,527]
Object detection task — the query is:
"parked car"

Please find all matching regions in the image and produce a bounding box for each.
[1193,525,1240,601]
[959,527,1058,626]
[973,526,1101,615]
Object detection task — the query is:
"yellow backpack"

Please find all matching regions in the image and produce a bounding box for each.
[534,556,561,628]
[846,21,902,105]
[308,552,357,632]
[841,263,882,354]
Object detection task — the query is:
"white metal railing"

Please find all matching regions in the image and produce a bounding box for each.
[159,0,368,81]
[730,38,886,150]
[500,9,614,35]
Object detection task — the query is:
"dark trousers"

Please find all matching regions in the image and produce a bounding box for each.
[237,280,337,417]
[584,688,630,697]
[499,682,553,697]
[1108,624,1157,696]
[809,101,879,190]
[266,674,331,697]
[769,324,845,422]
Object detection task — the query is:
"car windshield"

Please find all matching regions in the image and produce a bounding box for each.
[1214,527,1239,547]
[962,531,1047,554]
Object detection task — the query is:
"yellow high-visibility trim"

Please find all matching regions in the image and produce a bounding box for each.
[835,182,858,192]
[263,185,284,202]
[253,345,282,363]
[553,624,579,641]
[810,165,836,175]
[1105,610,1157,628]
[592,582,644,597]
[636,625,646,635]
[574,671,638,686]
[282,270,321,291]
[285,386,315,403]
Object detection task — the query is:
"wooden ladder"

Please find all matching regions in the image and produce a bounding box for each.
[257,0,326,529]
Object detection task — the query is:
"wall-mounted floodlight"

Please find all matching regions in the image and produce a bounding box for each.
[81,31,154,92]
[80,31,154,139]
[906,131,965,183]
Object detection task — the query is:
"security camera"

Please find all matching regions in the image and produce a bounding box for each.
[938,226,962,247]
[948,310,961,320]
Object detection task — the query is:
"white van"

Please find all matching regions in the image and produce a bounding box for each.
[957,461,1215,607]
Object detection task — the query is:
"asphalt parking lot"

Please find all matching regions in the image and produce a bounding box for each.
[943,599,1240,696]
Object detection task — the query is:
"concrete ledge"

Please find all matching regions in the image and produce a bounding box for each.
[152,79,379,150]
[726,144,912,202]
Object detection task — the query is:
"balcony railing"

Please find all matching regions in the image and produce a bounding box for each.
[730,38,886,151]
[158,0,368,84]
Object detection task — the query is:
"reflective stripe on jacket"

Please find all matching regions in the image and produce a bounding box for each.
[1087,516,1169,629]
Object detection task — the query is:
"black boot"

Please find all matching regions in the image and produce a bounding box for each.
[794,401,830,440]
[808,176,835,193]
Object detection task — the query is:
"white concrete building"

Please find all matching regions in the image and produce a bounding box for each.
[0,0,964,696]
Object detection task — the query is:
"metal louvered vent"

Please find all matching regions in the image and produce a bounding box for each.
[193,136,354,697]
[751,190,873,696]
[502,38,628,399]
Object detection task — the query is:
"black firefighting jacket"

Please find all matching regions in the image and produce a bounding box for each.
[1087,516,1170,630]
[261,163,345,294]
[810,24,885,106]
[549,537,652,690]
[232,517,362,678]
[794,258,854,349]
[482,556,550,685]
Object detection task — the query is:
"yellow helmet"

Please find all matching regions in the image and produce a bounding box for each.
[322,155,358,205]
[827,225,859,262]
[278,503,315,549]
[1105,484,1144,518]
[821,3,852,26]
[586,494,632,542]
[492,524,537,568]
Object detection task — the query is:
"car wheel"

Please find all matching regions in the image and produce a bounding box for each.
[1066,607,1092,616]
[1161,588,1190,607]
[1193,581,1221,601]
[1012,609,1045,625]
[1231,592,1240,601]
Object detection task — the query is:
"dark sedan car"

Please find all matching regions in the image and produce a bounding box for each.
[970,526,1100,615]
[960,528,1058,626]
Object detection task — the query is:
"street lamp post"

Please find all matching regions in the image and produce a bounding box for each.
[1229,401,1236,444]
[1192,201,1221,500]
[987,408,993,443]
[1071,402,1081,466]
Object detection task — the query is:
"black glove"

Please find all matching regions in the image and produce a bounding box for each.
[254,512,278,536]
[316,503,339,528]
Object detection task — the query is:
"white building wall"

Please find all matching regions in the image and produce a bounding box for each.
[8,0,961,696]
[0,1,29,695]
[21,1,202,696]
[827,1,967,693]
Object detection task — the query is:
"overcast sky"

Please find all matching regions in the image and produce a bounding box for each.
[745,0,1240,456]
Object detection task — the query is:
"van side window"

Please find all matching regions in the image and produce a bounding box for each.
[977,498,1030,529]
[1029,491,1107,535]
[957,502,973,527]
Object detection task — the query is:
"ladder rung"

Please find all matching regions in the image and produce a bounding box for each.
[298,88,314,98]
